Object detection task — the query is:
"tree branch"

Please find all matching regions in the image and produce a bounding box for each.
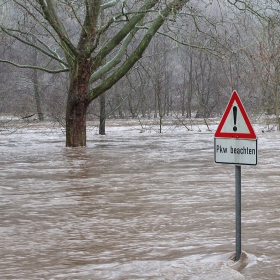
[0,59,69,73]
[13,0,72,58]
[89,0,190,100]
[100,0,125,11]
[76,0,101,57]
[0,27,68,67]
[136,25,221,56]
[89,30,136,84]
[227,0,266,19]
[37,0,77,61]
[91,0,160,71]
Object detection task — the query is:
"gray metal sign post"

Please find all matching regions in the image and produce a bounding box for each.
[235,165,241,261]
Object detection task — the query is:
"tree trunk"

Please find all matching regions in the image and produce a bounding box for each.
[274,65,280,130]
[66,99,88,147]
[188,49,193,118]
[99,9,106,135]
[66,61,91,147]
[33,68,44,121]
[99,93,106,135]
[31,36,44,121]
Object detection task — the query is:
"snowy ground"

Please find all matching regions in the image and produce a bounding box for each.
[0,117,279,279]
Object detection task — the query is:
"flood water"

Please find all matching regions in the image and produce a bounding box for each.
[0,120,279,279]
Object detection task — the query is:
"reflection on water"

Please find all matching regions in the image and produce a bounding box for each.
[0,123,279,279]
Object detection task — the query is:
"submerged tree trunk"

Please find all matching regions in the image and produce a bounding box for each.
[274,65,280,130]
[66,61,91,147]
[31,36,44,121]
[66,99,88,147]
[99,9,106,135]
[99,93,106,135]
[33,68,44,121]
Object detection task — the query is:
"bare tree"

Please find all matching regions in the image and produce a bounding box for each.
[0,0,191,146]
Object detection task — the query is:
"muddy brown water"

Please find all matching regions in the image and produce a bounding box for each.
[0,122,279,279]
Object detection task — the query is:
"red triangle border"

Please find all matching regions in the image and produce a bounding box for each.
[215,91,257,139]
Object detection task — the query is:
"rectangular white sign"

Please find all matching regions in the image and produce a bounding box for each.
[214,138,257,165]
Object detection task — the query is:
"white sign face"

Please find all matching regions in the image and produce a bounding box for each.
[215,138,257,165]
[220,101,250,134]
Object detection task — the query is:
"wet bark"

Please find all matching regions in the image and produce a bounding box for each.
[31,36,44,121]
[66,97,89,147]
[66,60,91,147]
[33,68,44,121]
[99,93,106,135]
[99,9,106,136]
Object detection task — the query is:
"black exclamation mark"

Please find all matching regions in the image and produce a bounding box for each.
[233,106,237,132]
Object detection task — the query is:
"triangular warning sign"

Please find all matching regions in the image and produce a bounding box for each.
[215,91,256,139]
